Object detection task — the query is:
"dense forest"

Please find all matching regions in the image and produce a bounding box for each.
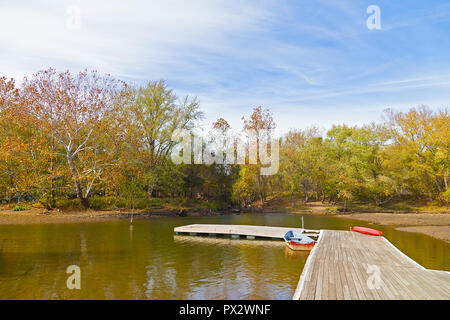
[0,69,448,212]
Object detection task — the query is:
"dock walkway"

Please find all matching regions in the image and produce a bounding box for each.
[174,224,450,299]
[174,224,318,239]
[293,230,450,300]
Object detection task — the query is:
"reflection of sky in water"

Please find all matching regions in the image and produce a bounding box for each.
[0,214,448,299]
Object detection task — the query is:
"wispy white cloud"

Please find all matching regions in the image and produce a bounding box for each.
[0,0,449,133]
[0,0,275,79]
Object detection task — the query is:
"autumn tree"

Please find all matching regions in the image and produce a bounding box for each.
[384,106,449,202]
[233,107,276,207]
[118,80,203,198]
[2,67,448,211]
[206,118,240,202]
[0,77,22,200]
[325,124,395,207]
[19,69,127,208]
[280,128,330,203]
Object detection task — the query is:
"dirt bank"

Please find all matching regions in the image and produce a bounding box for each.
[395,226,450,242]
[338,213,450,242]
[0,207,219,225]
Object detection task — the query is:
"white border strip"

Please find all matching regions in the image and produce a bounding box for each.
[292,229,324,300]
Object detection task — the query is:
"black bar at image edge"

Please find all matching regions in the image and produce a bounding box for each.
[0,300,448,318]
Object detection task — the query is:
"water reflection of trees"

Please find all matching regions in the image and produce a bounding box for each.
[0,223,307,299]
[2,216,446,299]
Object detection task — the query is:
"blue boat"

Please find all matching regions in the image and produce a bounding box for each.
[283,230,316,251]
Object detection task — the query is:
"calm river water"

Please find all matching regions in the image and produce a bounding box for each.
[0,213,448,299]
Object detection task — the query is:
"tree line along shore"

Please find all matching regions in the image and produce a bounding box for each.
[0,69,449,218]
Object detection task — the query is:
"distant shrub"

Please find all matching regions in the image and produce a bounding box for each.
[148,198,164,207]
[325,207,338,215]
[440,188,450,205]
[11,205,29,211]
[89,196,114,210]
[50,195,227,211]
[201,201,223,211]
[391,203,413,211]
[129,197,152,209]
[55,198,82,209]
[180,198,195,207]
[89,195,161,210]
[169,197,187,206]
[31,202,45,208]
[108,197,122,208]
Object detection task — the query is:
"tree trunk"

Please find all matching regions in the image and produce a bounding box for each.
[67,154,89,209]
[148,183,154,199]
[444,173,448,190]
[257,175,264,208]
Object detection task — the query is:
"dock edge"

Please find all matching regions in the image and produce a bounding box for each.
[292,229,324,300]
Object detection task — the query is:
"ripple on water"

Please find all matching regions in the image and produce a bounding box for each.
[0,214,448,299]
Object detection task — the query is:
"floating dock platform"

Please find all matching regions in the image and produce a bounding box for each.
[174,224,450,300]
[174,224,319,239]
[293,230,450,300]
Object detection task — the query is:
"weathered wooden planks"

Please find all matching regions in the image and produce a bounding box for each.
[174,224,319,239]
[293,230,450,300]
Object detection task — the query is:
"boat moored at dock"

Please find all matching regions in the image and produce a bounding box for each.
[283,230,316,251]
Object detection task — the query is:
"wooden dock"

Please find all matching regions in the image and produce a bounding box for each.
[174,224,450,299]
[293,230,450,300]
[174,224,319,239]
[173,235,285,248]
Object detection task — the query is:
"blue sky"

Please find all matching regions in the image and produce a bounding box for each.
[1,0,449,133]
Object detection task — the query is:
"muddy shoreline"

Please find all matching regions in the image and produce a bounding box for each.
[1,207,449,242]
[0,208,223,225]
[337,213,450,242]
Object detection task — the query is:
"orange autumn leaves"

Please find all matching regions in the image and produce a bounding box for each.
[0,69,448,211]
[0,69,202,209]
[0,69,128,208]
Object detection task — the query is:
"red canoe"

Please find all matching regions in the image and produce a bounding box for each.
[352,226,382,236]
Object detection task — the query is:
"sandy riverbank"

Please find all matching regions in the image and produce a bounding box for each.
[0,207,218,225]
[338,213,450,242]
